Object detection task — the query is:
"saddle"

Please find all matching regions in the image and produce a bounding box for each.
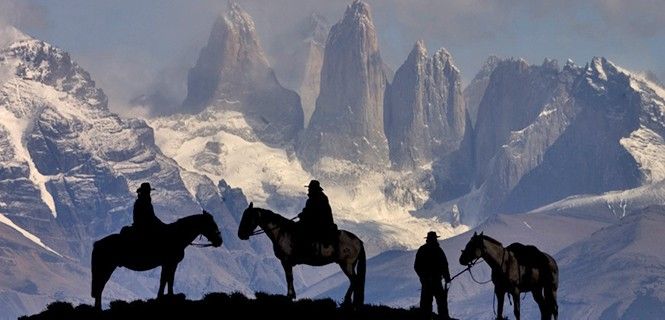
[297,224,339,256]
[507,243,548,269]
[120,224,166,245]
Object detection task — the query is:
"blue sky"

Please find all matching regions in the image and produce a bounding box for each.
[2,0,664,116]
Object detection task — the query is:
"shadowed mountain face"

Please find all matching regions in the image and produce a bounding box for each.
[298,0,390,168]
[182,2,303,145]
[384,40,466,169]
[463,56,500,126]
[474,58,654,218]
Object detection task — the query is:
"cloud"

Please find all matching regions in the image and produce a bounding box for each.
[0,0,47,29]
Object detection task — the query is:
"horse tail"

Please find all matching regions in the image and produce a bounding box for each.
[355,243,366,306]
[545,253,559,319]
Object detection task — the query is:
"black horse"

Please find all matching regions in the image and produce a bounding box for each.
[460,232,558,320]
[237,203,366,309]
[91,211,223,309]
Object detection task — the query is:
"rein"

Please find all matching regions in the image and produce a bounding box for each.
[248,214,298,237]
[450,256,492,285]
[190,235,215,247]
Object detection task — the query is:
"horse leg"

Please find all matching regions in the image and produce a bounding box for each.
[532,288,548,320]
[91,261,116,310]
[158,265,169,298]
[339,262,356,308]
[165,263,178,296]
[281,261,296,300]
[495,289,505,320]
[545,285,558,320]
[512,291,521,320]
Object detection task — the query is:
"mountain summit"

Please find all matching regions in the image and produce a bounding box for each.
[182,1,303,144]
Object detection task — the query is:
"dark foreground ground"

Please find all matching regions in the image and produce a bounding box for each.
[20,292,425,320]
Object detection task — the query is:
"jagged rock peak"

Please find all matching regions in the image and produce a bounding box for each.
[410,39,428,60]
[345,0,372,24]
[222,1,261,45]
[384,40,466,168]
[478,55,501,75]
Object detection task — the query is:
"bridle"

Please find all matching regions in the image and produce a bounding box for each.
[451,236,494,285]
[190,230,221,247]
[245,209,297,237]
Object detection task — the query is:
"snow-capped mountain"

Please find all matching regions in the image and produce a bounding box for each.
[0,26,304,319]
[150,1,465,257]
[297,0,390,168]
[181,2,303,145]
[424,57,665,225]
[3,0,665,318]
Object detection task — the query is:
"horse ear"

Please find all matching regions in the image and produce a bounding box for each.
[473,231,477,236]
[480,231,484,236]
[249,202,253,209]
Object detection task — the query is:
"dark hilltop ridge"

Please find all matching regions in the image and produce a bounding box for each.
[20,292,422,320]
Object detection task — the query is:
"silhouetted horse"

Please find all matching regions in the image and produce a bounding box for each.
[459,232,558,320]
[91,211,223,309]
[237,202,366,309]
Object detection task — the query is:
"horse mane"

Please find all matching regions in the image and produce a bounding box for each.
[174,213,205,224]
[480,234,503,247]
[256,208,296,226]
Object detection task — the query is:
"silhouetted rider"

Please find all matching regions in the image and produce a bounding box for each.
[298,180,336,248]
[415,231,455,320]
[133,182,164,231]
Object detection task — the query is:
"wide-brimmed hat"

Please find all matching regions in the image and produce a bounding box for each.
[425,231,440,240]
[136,182,155,194]
[305,180,323,191]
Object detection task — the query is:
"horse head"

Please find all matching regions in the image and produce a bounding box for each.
[459,231,484,266]
[200,210,223,247]
[238,202,259,240]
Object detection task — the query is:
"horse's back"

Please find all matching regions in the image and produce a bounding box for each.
[508,242,558,285]
[508,243,549,266]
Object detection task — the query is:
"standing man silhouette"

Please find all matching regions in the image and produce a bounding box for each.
[133,182,164,232]
[414,231,454,320]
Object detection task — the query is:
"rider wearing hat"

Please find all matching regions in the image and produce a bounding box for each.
[133,182,164,231]
[414,231,454,320]
[298,180,335,249]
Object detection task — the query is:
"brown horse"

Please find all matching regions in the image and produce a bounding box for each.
[91,211,223,309]
[237,202,366,309]
[459,232,558,320]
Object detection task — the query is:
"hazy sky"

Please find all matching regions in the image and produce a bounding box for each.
[2,0,664,117]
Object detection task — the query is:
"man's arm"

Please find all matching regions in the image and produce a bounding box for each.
[440,249,451,282]
[414,248,423,277]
